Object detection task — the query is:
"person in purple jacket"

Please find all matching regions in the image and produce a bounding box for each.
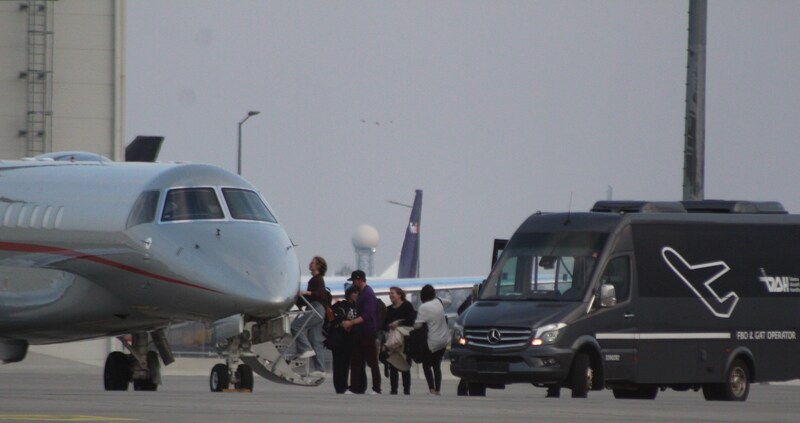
[341,270,382,394]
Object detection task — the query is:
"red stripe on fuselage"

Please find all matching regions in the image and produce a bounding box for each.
[0,241,221,293]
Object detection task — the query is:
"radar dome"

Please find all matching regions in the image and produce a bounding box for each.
[352,224,379,250]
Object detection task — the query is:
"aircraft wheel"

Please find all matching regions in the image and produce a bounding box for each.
[235,364,254,391]
[133,351,160,391]
[570,352,592,398]
[104,351,131,391]
[210,363,230,392]
[133,379,157,391]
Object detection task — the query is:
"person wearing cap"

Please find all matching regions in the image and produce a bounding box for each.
[341,270,382,394]
[326,286,359,394]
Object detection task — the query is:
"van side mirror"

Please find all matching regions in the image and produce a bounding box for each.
[599,284,617,308]
[472,282,483,301]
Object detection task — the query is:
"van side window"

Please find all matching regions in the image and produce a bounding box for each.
[600,256,630,301]
[497,256,519,296]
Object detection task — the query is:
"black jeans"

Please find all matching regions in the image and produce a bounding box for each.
[349,332,381,394]
[422,348,446,392]
[388,363,411,394]
[331,341,352,394]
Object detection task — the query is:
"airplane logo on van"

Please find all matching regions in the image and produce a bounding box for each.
[661,247,739,318]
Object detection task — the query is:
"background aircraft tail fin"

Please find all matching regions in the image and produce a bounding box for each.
[125,136,164,162]
[398,189,422,278]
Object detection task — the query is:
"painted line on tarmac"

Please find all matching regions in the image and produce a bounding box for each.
[0,415,139,422]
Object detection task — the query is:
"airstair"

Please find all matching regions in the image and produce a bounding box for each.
[241,339,324,387]
[211,297,325,391]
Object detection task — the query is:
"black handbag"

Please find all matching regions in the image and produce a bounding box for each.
[407,324,430,363]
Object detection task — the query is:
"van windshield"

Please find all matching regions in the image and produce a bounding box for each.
[480,231,608,301]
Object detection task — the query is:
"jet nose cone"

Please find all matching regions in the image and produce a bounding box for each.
[144,220,300,319]
[226,223,300,316]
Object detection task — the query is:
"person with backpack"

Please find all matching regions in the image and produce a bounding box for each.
[383,286,416,395]
[326,286,359,393]
[414,284,450,396]
[341,270,382,394]
[290,256,330,378]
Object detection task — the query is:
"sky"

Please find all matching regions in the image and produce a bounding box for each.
[125,1,800,279]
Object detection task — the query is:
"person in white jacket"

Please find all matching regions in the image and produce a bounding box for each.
[414,284,451,395]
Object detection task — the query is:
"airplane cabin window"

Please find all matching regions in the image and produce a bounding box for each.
[222,188,277,223]
[126,190,160,228]
[162,188,224,221]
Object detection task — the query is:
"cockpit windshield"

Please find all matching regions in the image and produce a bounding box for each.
[480,231,608,301]
[126,190,159,229]
[222,188,277,223]
[161,188,224,222]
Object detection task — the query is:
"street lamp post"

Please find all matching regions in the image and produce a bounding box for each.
[237,110,260,175]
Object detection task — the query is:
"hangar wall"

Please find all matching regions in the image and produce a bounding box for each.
[0,0,125,161]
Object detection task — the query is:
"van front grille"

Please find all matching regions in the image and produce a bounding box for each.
[464,327,531,349]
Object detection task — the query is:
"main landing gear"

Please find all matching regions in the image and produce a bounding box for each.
[103,329,174,391]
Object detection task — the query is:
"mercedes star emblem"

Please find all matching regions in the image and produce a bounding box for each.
[487,329,502,344]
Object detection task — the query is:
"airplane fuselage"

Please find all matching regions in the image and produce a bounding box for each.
[0,160,300,345]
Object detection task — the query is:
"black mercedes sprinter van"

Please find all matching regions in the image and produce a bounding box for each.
[450,200,800,401]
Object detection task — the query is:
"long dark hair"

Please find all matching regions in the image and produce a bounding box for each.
[313,256,327,276]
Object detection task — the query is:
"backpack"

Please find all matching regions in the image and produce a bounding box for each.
[377,298,387,327]
[323,300,350,350]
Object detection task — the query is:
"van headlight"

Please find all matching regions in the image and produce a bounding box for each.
[453,322,467,346]
[531,323,567,346]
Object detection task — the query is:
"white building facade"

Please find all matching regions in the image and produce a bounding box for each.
[0,0,126,365]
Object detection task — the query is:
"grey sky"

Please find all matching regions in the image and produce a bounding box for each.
[125,1,800,278]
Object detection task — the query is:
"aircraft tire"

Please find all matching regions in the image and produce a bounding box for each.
[210,363,230,392]
[104,351,131,391]
[236,364,254,391]
[133,351,160,391]
[133,379,157,391]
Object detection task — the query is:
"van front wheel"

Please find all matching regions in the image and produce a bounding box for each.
[570,352,592,398]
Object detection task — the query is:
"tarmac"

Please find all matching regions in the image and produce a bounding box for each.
[2,352,800,422]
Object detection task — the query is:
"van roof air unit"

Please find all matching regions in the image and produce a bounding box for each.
[591,201,686,214]
[681,200,787,214]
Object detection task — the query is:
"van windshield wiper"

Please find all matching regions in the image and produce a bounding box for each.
[523,297,561,302]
